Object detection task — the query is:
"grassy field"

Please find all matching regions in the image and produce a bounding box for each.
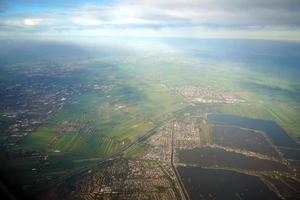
[124,143,147,158]
[16,127,58,150]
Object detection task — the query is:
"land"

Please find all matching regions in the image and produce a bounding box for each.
[0,39,300,200]
[53,159,181,200]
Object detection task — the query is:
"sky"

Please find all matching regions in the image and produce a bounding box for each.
[0,0,300,41]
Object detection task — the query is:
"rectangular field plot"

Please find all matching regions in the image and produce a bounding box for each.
[177,147,288,171]
[212,125,281,159]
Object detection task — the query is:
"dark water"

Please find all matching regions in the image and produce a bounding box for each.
[279,148,300,160]
[208,114,299,148]
[212,125,280,159]
[178,166,280,200]
[178,147,288,171]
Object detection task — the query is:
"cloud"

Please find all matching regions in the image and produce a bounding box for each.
[116,0,300,27]
[0,0,300,40]
[72,17,103,26]
[23,18,42,26]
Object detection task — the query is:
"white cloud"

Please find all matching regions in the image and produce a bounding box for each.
[23,18,42,26]
[72,17,103,25]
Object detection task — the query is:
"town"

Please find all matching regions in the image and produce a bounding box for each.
[175,85,245,104]
[55,158,182,200]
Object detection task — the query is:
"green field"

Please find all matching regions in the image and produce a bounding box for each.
[16,127,58,150]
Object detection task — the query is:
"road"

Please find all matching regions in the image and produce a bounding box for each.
[170,120,190,200]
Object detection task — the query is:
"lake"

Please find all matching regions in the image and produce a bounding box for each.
[177,166,280,200]
[178,147,288,171]
[208,114,299,149]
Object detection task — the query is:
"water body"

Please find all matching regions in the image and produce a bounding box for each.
[212,125,280,159]
[178,166,280,200]
[178,147,288,171]
[279,148,300,160]
[208,114,299,149]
